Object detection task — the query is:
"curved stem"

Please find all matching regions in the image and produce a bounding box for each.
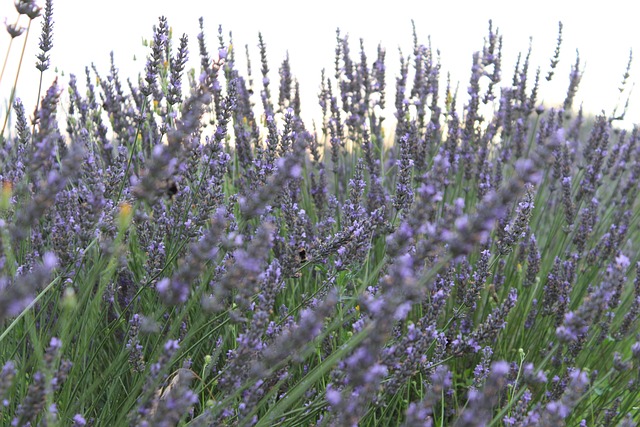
[1,18,33,139]
[31,69,45,137]
[0,16,21,87]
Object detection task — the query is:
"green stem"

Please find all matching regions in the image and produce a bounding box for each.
[1,18,33,138]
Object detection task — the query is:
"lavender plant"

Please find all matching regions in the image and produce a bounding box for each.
[1,7,640,427]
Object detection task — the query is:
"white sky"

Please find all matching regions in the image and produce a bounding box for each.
[1,0,638,134]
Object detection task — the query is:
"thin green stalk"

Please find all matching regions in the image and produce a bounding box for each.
[1,18,33,138]
[0,16,22,87]
[0,276,61,344]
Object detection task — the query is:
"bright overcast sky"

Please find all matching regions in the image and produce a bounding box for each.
[1,0,638,131]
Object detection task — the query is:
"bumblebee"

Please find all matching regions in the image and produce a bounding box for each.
[164,178,178,199]
[298,246,307,264]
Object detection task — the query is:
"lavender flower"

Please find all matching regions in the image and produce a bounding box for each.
[556,255,628,345]
[546,22,563,81]
[145,368,198,427]
[0,252,58,320]
[562,50,582,114]
[156,208,227,306]
[278,53,293,112]
[131,339,182,425]
[13,98,31,146]
[196,17,211,75]
[127,314,146,373]
[454,361,511,427]
[258,32,274,115]
[467,289,517,351]
[166,33,189,106]
[577,116,609,202]
[35,0,53,72]
[401,365,452,427]
[471,347,495,391]
[5,20,25,38]
[573,197,599,255]
[140,16,168,98]
[133,82,212,205]
[253,289,338,380]
[239,133,307,218]
[393,133,415,214]
[15,0,41,18]
[537,369,589,425]
[497,184,535,255]
[1,361,16,408]
[383,323,437,397]
[13,371,46,426]
[616,262,640,338]
[72,414,87,426]
[448,155,546,258]
[218,259,284,392]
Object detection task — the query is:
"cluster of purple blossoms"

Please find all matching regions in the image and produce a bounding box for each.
[2,11,640,427]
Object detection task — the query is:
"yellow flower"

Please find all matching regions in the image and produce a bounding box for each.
[117,202,134,231]
[1,180,13,210]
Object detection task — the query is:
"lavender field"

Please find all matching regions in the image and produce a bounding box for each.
[1,1,640,426]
